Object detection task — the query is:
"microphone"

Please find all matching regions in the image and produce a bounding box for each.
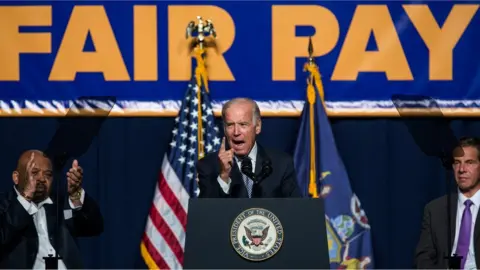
[240,157,256,181]
[254,159,272,183]
[250,159,272,198]
[240,157,273,183]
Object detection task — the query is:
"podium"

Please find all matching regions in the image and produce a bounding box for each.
[184,198,330,269]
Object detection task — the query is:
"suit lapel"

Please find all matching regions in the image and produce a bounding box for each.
[474,202,480,267]
[254,145,264,177]
[8,189,40,266]
[8,188,36,230]
[251,144,270,198]
[449,192,457,250]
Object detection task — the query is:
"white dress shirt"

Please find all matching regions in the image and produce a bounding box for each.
[217,142,258,194]
[451,189,480,270]
[14,186,85,270]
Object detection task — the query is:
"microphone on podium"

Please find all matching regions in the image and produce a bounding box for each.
[240,157,255,181]
[240,156,273,184]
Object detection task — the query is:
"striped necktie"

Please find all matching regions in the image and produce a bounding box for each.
[242,173,253,198]
[241,157,253,198]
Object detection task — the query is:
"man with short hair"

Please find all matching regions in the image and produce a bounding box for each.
[415,137,480,269]
[0,150,104,269]
[197,97,301,198]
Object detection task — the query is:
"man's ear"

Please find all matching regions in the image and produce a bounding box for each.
[255,120,262,135]
[12,171,19,185]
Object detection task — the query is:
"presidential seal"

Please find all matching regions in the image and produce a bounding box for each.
[230,208,284,261]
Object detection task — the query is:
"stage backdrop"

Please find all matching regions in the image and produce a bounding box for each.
[0,1,479,116]
[1,1,480,269]
[0,116,478,269]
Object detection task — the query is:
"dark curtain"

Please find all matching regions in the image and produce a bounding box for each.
[0,116,477,269]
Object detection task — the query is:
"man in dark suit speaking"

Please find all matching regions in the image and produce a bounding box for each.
[415,137,480,269]
[197,97,301,198]
[0,150,103,269]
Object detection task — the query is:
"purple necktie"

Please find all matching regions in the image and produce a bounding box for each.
[456,199,473,269]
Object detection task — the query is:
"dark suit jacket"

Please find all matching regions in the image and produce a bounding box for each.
[197,143,302,198]
[0,188,104,269]
[414,193,480,268]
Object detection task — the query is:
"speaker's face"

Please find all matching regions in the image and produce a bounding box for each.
[223,101,261,157]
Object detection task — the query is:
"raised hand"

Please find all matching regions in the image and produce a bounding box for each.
[67,159,83,196]
[22,152,37,200]
[218,137,234,182]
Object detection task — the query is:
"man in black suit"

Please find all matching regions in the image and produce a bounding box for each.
[415,137,480,269]
[0,149,103,269]
[197,97,301,198]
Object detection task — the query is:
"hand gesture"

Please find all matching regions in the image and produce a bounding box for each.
[67,159,83,195]
[22,152,37,199]
[218,137,233,182]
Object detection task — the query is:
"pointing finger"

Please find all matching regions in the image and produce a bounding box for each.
[226,152,233,161]
[220,137,226,152]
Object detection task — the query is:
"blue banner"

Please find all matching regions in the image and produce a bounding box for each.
[1,1,479,116]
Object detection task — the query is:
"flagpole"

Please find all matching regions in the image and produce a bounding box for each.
[187,16,217,159]
[303,37,324,198]
[306,77,318,198]
[193,46,206,159]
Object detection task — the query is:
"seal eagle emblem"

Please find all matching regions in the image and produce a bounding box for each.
[230,208,284,261]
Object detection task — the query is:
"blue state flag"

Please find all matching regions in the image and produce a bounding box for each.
[293,64,375,269]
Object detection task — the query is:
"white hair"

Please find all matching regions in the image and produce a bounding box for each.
[221,98,261,125]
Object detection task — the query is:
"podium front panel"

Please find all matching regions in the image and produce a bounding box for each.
[183,198,330,269]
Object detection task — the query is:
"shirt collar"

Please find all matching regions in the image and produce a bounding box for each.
[458,188,480,207]
[13,185,53,208]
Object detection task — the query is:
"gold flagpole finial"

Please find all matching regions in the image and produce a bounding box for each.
[303,36,324,102]
[185,16,217,52]
[305,36,317,70]
[185,15,218,93]
[308,36,314,63]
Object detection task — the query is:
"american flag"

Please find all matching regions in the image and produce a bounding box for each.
[140,76,221,269]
